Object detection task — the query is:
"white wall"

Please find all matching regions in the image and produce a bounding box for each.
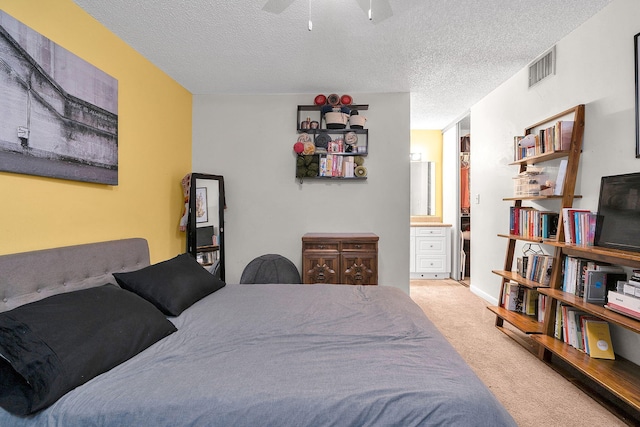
[470,0,640,362]
[192,93,411,292]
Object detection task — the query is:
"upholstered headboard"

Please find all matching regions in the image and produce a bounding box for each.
[0,238,150,313]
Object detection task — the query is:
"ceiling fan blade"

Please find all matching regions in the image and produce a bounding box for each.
[354,0,393,23]
[262,0,298,14]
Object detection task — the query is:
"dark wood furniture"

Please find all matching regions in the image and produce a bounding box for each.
[302,233,378,285]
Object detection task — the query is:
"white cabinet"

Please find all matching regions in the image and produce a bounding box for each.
[410,225,451,279]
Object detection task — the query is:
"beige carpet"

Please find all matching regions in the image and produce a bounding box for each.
[410,279,627,427]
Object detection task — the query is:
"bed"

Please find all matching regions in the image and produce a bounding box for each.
[0,238,516,426]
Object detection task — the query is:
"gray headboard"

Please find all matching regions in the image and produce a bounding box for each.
[0,238,150,313]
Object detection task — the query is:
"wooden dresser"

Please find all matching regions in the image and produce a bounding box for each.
[302,233,378,285]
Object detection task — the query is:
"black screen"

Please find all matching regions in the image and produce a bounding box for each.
[594,172,640,252]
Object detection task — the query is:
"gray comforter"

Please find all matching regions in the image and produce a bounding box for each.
[1,284,516,426]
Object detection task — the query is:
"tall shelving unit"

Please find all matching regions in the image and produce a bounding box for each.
[488,104,585,347]
[488,104,640,422]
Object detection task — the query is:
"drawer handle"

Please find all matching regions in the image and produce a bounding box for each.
[318,245,325,249]
[355,244,362,249]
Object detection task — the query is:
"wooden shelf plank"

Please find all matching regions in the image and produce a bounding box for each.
[487,306,545,334]
[492,269,550,289]
[537,288,640,333]
[502,194,582,201]
[532,334,640,411]
[544,242,640,269]
[509,150,571,165]
[497,233,549,244]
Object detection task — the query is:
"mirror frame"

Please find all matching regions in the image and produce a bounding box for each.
[186,173,225,280]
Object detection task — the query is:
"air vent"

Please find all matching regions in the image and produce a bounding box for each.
[528,46,555,88]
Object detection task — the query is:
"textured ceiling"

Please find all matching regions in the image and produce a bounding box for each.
[73,0,613,129]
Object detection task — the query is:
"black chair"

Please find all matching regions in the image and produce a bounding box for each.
[239,254,301,284]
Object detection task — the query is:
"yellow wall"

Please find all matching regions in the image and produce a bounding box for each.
[410,130,443,219]
[0,0,192,262]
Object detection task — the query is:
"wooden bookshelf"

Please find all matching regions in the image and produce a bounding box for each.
[491,103,640,421]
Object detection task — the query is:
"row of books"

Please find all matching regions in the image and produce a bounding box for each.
[501,282,547,322]
[319,155,356,177]
[561,208,596,245]
[513,120,574,160]
[561,256,625,299]
[517,254,554,285]
[554,303,615,359]
[509,207,559,239]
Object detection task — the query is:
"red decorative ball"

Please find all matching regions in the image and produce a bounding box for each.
[340,94,353,105]
[293,141,304,154]
[314,94,327,105]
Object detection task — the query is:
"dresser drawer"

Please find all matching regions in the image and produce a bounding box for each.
[341,241,377,251]
[415,227,446,237]
[416,256,447,272]
[416,237,446,255]
[303,242,340,251]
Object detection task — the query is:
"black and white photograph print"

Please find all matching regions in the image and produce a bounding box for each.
[0,11,118,185]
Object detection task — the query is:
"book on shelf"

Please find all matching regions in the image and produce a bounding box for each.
[561,208,592,244]
[541,212,559,239]
[553,159,568,196]
[503,282,524,311]
[516,256,529,277]
[537,293,547,322]
[554,120,574,151]
[606,302,640,321]
[607,290,640,313]
[584,270,627,305]
[583,320,615,360]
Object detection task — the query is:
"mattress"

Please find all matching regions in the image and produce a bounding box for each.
[0,283,516,426]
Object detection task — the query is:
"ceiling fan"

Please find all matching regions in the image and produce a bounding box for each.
[262,0,393,24]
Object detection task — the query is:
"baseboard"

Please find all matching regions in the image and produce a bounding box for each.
[470,284,498,306]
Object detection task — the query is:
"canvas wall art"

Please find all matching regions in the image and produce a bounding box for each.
[0,11,118,185]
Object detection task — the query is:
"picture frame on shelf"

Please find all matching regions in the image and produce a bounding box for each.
[635,31,640,158]
[195,187,208,223]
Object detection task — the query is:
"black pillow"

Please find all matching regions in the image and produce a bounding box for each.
[113,253,225,316]
[0,284,176,415]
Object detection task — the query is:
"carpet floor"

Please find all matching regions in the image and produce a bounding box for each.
[409,279,627,427]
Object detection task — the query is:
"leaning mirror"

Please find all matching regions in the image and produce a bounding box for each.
[410,161,436,216]
[186,173,225,280]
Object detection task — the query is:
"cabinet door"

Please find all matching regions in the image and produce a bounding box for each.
[303,252,339,284]
[341,252,377,285]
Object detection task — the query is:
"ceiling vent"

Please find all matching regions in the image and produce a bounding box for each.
[528,46,555,88]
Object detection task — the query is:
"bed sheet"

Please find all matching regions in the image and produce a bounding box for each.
[0,284,516,426]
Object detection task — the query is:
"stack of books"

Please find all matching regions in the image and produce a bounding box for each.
[605,271,640,320]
